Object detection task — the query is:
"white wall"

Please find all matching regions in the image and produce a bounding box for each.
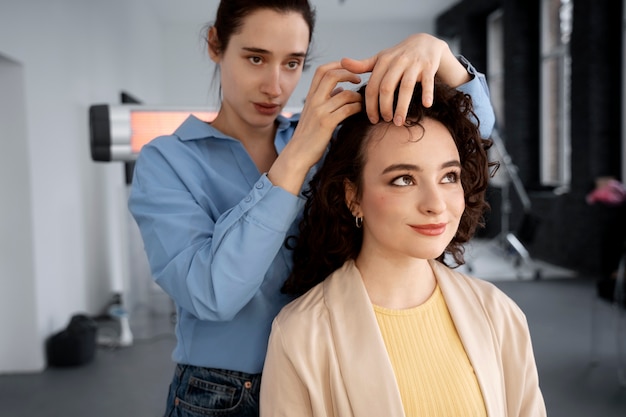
[0,0,165,373]
[0,53,38,373]
[0,0,433,373]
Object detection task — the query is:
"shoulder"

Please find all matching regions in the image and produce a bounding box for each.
[143,115,221,150]
[268,284,333,357]
[433,261,527,322]
[271,261,362,339]
[135,115,230,172]
[271,259,354,332]
[273,282,327,331]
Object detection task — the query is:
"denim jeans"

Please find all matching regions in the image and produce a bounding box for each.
[164,364,261,417]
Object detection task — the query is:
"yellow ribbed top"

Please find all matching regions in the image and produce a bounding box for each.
[373,285,487,417]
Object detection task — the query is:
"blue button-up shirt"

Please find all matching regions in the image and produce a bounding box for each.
[128,66,495,374]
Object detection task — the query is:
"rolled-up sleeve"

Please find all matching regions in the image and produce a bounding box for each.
[456,55,496,139]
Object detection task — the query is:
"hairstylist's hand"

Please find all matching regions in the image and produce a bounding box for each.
[268,62,362,195]
[341,33,471,126]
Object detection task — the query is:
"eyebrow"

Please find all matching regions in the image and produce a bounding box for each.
[242,46,307,59]
[381,160,461,175]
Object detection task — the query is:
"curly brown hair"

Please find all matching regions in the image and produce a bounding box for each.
[282,80,496,297]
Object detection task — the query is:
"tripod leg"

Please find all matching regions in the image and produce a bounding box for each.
[505,232,541,279]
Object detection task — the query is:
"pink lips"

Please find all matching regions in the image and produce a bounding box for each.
[411,223,447,236]
[254,102,280,116]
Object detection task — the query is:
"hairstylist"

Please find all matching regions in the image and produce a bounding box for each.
[128,1,496,416]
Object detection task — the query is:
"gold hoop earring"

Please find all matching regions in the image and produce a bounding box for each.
[355,216,363,228]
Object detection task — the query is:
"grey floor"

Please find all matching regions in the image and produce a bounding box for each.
[1,238,625,417]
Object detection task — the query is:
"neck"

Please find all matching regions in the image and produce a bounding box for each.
[211,111,278,173]
[211,110,276,145]
[355,254,436,310]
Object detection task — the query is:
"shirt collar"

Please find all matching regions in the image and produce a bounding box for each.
[174,113,300,142]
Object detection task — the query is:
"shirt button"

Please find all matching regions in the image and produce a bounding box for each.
[255,182,264,189]
[244,195,252,203]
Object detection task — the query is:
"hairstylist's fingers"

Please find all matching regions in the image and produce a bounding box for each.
[350,50,419,124]
[306,61,344,98]
[289,85,361,169]
[355,61,383,124]
[340,56,377,74]
[375,52,422,124]
[343,34,452,124]
[307,64,360,103]
[269,63,363,195]
[329,91,363,120]
[392,58,437,122]
[418,57,440,107]
[390,65,420,126]
[342,54,400,124]
[330,86,344,97]
[419,64,437,108]
[298,65,362,135]
[313,76,362,130]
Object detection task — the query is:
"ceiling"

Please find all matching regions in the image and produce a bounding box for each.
[153,0,459,24]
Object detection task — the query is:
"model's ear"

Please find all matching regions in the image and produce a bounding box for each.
[344,179,361,217]
[207,26,221,63]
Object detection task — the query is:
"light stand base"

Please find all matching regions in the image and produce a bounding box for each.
[466,232,542,280]
[503,232,542,280]
[468,128,542,280]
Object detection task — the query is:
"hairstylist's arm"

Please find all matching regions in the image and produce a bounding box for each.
[129,148,303,322]
[268,62,362,195]
[341,33,471,125]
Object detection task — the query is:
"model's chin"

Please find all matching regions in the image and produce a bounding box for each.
[411,238,455,260]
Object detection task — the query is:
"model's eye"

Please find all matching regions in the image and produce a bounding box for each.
[286,60,302,70]
[248,56,263,65]
[391,175,415,186]
[442,171,460,184]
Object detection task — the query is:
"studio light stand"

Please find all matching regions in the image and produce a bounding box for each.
[473,128,542,280]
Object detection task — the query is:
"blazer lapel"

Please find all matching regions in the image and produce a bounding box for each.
[431,260,505,417]
[323,260,406,417]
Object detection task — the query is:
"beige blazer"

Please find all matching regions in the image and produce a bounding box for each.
[260,259,546,417]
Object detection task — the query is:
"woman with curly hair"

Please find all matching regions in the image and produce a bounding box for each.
[260,81,546,417]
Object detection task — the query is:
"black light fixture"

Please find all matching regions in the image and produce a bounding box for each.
[89,99,297,163]
[89,103,218,162]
